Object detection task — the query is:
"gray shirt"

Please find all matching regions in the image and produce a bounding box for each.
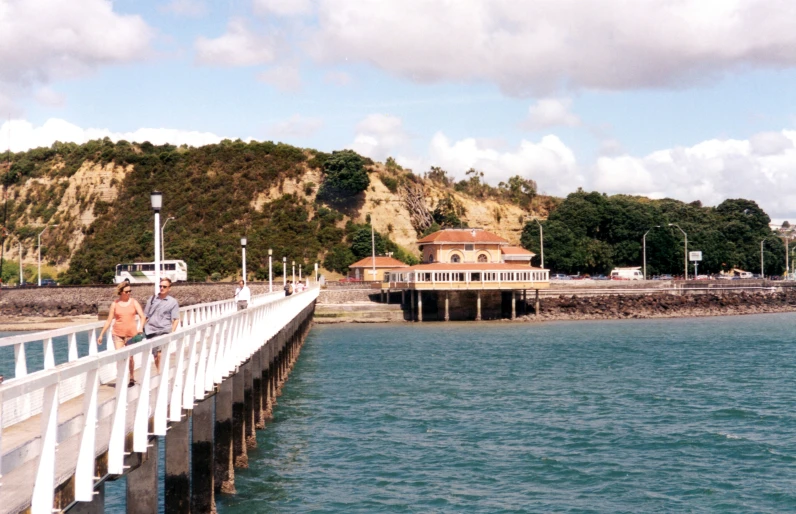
[144,295,180,335]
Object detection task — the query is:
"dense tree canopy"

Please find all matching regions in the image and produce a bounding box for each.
[316,150,369,204]
[521,191,786,277]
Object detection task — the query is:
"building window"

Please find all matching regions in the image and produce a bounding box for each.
[477,253,488,262]
[465,243,474,251]
[428,254,434,263]
[451,254,461,263]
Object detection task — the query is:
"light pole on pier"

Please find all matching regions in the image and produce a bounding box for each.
[241,237,247,284]
[642,225,660,280]
[292,260,295,287]
[37,224,58,286]
[299,264,302,281]
[668,223,688,280]
[161,216,175,261]
[282,257,286,290]
[268,248,273,292]
[150,191,163,296]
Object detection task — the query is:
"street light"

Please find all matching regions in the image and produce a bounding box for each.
[161,216,175,261]
[534,218,544,269]
[292,260,296,286]
[299,264,302,281]
[240,237,247,284]
[268,248,273,292]
[668,223,688,280]
[282,257,287,290]
[642,225,660,280]
[150,191,163,296]
[37,224,58,286]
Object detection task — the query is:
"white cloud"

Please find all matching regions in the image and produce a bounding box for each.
[257,65,302,91]
[0,118,232,152]
[306,0,796,94]
[159,0,208,17]
[0,0,152,108]
[594,130,796,218]
[34,87,66,108]
[253,0,314,16]
[524,97,581,130]
[269,114,323,138]
[195,18,276,67]
[351,114,411,161]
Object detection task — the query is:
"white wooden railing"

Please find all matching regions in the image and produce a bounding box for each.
[0,290,283,383]
[0,286,317,514]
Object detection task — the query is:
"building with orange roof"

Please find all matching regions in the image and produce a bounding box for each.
[348,256,409,281]
[383,228,549,322]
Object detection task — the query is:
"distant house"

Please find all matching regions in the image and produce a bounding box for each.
[417,228,526,264]
[348,256,409,282]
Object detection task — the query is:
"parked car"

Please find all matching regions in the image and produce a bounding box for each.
[656,274,674,280]
[591,274,609,280]
[550,273,571,280]
[694,275,709,280]
[40,279,58,287]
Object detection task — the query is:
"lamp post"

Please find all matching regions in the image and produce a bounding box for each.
[161,216,175,261]
[292,260,295,286]
[668,223,688,280]
[150,191,163,296]
[268,248,273,292]
[37,224,58,286]
[282,257,286,290]
[299,264,302,281]
[642,225,660,280]
[240,237,247,284]
[535,219,544,269]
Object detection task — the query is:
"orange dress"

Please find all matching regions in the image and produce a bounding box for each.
[112,300,138,338]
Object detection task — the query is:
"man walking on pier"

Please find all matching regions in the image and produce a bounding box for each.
[143,277,180,371]
[235,279,251,310]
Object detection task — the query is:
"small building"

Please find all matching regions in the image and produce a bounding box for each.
[386,228,549,321]
[348,256,409,282]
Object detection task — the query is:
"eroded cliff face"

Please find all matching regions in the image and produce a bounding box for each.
[2,160,132,271]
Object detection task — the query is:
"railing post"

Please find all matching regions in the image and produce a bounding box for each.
[153,339,174,436]
[108,359,131,475]
[31,382,59,514]
[75,368,100,502]
[133,350,154,453]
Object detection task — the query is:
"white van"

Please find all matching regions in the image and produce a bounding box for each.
[610,267,643,280]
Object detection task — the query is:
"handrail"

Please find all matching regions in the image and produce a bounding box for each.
[0,291,284,381]
[0,286,319,512]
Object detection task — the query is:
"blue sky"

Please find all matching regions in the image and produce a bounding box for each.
[3,0,796,218]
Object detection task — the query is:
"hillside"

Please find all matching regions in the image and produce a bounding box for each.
[0,139,552,284]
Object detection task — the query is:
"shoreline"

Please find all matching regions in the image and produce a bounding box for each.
[0,315,98,332]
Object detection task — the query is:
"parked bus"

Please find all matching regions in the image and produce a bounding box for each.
[610,267,643,280]
[115,260,188,284]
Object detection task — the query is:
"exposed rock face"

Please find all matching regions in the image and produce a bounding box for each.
[0,283,275,317]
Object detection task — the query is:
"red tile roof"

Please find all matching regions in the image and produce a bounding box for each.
[349,256,409,269]
[417,229,510,245]
[501,246,534,255]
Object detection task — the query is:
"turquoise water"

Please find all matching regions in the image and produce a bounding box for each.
[5,313,796,512]
[219,315,796,513]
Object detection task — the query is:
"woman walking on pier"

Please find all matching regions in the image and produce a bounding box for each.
[98,282,146,386]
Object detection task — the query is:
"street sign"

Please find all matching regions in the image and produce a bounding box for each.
[689,251,702,262]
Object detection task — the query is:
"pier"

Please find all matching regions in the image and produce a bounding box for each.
[0,286,318,513]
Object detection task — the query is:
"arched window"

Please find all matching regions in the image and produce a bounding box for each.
[428,254,434,263]
[451,254,461,263]
[477,253,488,263]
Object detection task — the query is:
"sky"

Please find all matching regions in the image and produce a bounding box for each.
[2,0,796,219]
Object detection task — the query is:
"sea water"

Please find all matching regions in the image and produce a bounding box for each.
[5,313,796,512]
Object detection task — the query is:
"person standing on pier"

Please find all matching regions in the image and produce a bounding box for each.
[98,282,146,386]
[235,279,251,310]
[143,278,180,372]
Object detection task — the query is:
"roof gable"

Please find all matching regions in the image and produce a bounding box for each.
[417,228,510,245]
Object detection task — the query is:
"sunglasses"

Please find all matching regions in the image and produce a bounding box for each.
[160,285,170,289]
[122,289,132,294]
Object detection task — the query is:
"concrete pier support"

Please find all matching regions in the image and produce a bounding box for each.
[511,291,516,320]
[232,367,248,468]
[476,291,482,321]
[535,289,540,318]
[252,350,264,430]
[214,378,235,494]
[243,360,257,449]
[401,290,405,307]
[386,289,390,304]
[165,414,191,514]
[410,289,415,321]
[523,290,527,315]
[127,439,159,514]
[192,397,215,513]
[417,291,423,322]
[444,291,450,321]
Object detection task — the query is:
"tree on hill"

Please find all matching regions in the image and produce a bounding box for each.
[317,150,369,204]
